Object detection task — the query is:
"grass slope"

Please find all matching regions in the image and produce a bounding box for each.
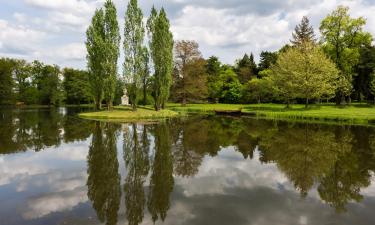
[79,107,180,122]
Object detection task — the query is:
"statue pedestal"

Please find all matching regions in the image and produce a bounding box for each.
[121,95,129,106]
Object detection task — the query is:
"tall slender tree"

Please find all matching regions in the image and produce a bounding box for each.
[140,47,150,105]
[86,9,106,110]
[103,0,120,110]
[149,8,174,110]
[124,0,145,110]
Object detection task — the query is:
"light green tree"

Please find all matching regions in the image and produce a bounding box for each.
[103,0,120,110]
[270,43,339,107]
[124,0,145,110]
[86,9,106,110]
[243,78,272,104]
[320,5,372,104]
[148,8,174,111]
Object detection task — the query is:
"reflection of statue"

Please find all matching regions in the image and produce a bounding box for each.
[121,88,129,106]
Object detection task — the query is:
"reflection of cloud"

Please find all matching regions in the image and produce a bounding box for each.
[0,142,88,188]
[22,187,88,219]
[177,148,292,197]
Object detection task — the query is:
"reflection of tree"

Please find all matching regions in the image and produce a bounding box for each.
[87,122,121,225]
[318,127,372,212]
[123,124,150,225]
[259,124,343,197]
[148,123,174,222]
[63,115,94,142]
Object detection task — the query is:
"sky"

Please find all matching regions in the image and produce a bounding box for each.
[0,0,375,70]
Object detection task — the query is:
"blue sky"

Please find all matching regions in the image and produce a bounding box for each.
[0,0,374,70]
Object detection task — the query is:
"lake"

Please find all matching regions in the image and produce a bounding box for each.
[0,107,375,225]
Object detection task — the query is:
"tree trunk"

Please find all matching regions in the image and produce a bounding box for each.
[95,100,101,111]
[132,103,137,111]
[305,98,309,108]
[286,99,290,109]
[257,96,261,104]
[182,96,187,107]
[143,86,147,106]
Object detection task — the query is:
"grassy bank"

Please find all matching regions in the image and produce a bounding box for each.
[168,103,375,125]
[79,103,375,125]
[79,107,180,122]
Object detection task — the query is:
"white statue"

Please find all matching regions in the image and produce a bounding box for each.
[121,88,129,106]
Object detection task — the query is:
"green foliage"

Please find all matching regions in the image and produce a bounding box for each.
[0,58,15,105]
[320,5,373,102]
[218,68,243,103]
[354,46,375,101]
[38,64,65,105]
[86,8,106,109]
[124,0,145,110]
[291,16,316,46]
[270,43,339,107]
[243,78,273,103]
[63,68,91,104]
[149,8,174,110]
[103,0,120,109]
[258,51,278,72]
[235,53,257,84]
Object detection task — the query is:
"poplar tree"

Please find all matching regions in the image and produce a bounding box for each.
[86,9,106,110]
[124,0,145,111]
[103,0,120,110]
[149,8,174,111]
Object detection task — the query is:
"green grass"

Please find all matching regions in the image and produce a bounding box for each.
[79,103,375,126]
[167,103,375,125]
[79,106,181,122]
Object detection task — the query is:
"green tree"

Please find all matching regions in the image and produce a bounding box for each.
[320,5,372,104]
[86,9,106,110]
[63,68,91,105]
[0,58,15,105]
[243,78,273,103]
[353,45,375,102]
[258,51,278,72]
[140,47,150,105]
[149,8,174,110]
[235,53,257,84]
[38,65,64,105]
[206,56,222,102]
[103,0,120,110]
[291,16,316,46]
[270,43,339,107]
[370,73,375,104]
[124,0,145,110]
[218,67,243,103]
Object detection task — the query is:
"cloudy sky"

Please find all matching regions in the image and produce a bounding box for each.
[0,0,375,69]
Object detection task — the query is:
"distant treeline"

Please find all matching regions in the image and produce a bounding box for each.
[0,58,124,106]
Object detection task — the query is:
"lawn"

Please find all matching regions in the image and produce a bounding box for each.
[79,103,375,125]
[168,103,375,125]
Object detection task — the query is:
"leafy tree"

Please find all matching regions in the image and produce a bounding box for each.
[103,0,120,110]
[235,53,257,84]
[270,43,339,107]
[12,59,32,103]
[258,51,278,72]
[320,5,372,104]
[149,8,174,110]
[353,45,375,101]
[173,40,204,105]
[291,16,316,46]
[219,67,243,103]
[140,47,150,105]
[206,56,222,102]
[243,78,273,103]
[172,58,208,103]
[124,0,145,110]
[370,73,375,104]
[63,68,91,105]
[38,64,64,105]
[0,58,15,105]
[86,9,106,110]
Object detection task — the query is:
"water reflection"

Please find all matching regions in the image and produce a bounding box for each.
[1,108,375,224]
[87,122,121,225]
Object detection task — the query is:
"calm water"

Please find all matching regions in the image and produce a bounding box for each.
[1,108,375,225]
